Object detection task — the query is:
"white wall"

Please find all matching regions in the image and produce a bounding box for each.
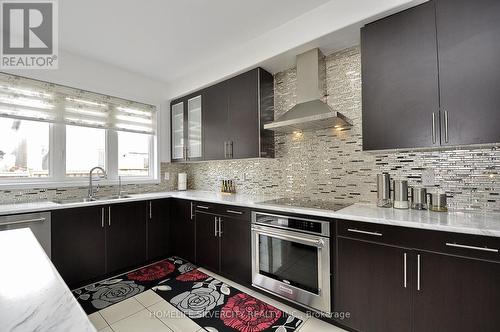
[4,50,172,162]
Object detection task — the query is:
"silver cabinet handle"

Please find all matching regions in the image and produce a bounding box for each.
[226,209,243,215]
[229,141,233,158]
[446,242,499,253]
[190,202,194,220]
[214,217,218,237]
[252,227,326,247]
[197,205,210,210]
[149,201,152,219]
[444,110,449,143]
[432,112,436,144]
[101,208,105,228]
[417,254,421,291]
[403,252,407,289]
[218,217,223,237]
[108,206,111,226]
[0,217,45,226]
[347,228,383,237]
[224,141,228,159]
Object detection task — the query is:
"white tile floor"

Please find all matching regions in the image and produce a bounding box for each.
[87,268,347,332]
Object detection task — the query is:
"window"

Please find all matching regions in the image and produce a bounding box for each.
[0,118,49,178]
[118,131,151,177]
[0,73,158,187]
[66,125,106,177]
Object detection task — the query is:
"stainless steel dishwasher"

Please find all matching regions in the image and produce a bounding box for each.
[0,212,51,258]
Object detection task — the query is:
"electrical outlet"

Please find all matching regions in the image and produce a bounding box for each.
[164,172,170,181]
[421,169,435,186]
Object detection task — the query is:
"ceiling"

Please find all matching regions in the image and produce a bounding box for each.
[60,0,331,83]
[59,0,425,99]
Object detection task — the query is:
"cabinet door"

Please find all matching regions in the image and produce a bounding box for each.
[171,101,185,161]
[170,199,196,262]
[361,2,439,150]
[195,212,219,272]
[336,237,412,332]
[203,82,228,160]
[414,251,500,332]
[52,206,106,287]
[219,216,251,284]
[187,95,203,160]
[147,199,171,261]
[227,69,259,159]
[106,202,147,273]
[436,0,500,146]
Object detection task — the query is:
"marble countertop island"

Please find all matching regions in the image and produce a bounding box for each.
[0,228,95,332]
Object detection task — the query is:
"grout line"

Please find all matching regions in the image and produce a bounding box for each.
[100,297,145,326]
[98,311,110,329]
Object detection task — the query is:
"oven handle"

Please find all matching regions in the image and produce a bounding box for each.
[251,227,325,248]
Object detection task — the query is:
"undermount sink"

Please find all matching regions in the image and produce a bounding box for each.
[52,195,132,204]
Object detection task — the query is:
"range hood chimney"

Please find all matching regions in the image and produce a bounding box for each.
[264,48,351,133]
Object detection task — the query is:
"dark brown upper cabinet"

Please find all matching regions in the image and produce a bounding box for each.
[362,0,500,150]
[171,67,274,162]
[203,82,229,160]
[436,0,500,146]
[361,1,440,151]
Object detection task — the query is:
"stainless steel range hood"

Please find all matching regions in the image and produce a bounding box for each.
[264,48,351,133]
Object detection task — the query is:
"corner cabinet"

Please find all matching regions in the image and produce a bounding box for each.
[52,199,171,288]
[171,67,274,162]
[362,0,500,150]
[171,93,203,162]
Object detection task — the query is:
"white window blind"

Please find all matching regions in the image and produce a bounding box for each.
[0,73,156,134]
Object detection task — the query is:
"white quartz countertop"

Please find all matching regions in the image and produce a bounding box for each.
[0,190,499,238]
[334,203,500,238]
[0,228,96,332]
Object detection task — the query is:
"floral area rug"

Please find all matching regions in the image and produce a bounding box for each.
[73,257,303,332]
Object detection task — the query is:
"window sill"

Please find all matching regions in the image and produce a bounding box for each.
[0,178,161,190]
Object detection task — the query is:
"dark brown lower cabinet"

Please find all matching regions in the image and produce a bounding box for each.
[195,211,220,272]
[52,206,106,287]
[219,216,251,284]
[195,210,252,284]
[170,199,196,262]
[414,251,500,332]
[52,200,170,287]
[106,202,147,273]
[147,199,171,261]
[336,237,412,332]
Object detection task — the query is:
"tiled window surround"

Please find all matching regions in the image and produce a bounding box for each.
[0,47,498,212]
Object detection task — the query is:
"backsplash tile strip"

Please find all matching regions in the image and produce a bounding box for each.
[184,46,500,212]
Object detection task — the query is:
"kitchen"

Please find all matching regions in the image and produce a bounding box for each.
[0,0,499,331]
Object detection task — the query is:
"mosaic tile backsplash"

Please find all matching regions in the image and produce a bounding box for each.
[0,163,188,205]
[0,47,498,212]
[184,47,500,212]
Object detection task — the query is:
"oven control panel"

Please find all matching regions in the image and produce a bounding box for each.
[252,212,329,236]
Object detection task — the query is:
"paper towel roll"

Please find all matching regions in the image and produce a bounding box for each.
[178,173,187,191]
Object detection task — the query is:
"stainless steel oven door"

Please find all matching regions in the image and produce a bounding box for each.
[251,224,331,313]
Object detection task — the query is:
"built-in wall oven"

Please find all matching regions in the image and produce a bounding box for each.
[251,211,331,313]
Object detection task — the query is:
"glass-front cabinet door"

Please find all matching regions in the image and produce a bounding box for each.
[187,95,202,160]
[171,101,185,161]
